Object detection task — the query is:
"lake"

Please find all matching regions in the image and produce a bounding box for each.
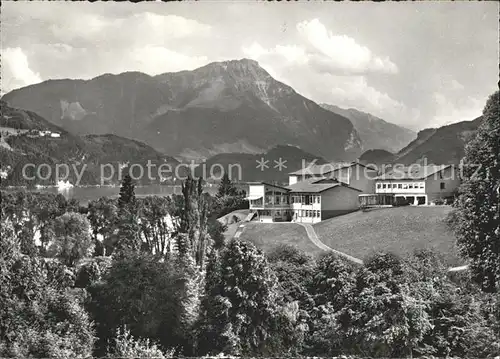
[2,184,223,206]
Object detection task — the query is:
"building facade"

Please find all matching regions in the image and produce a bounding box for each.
[367,165,461,205]
[247,177,361,223]
[247,182,292,222]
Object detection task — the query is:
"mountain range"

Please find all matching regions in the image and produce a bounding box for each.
[1,58,484,179]
[320,103,416,153]
[2,59,363,162]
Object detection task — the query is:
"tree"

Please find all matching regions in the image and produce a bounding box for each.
[0,191,37,255]
[75,256,112,289]
[115,175,141,256]
[335,253,432,358]
[305,252,357,356]
[197,240,299,356]
[216,173,238,198]
[176,176,211,269]
[267,244,315,314]
[207,219,227,250]
[87,196,118,255]
[0,220,95,358]
[138,196,175,256]
[115,208,142,256]
[403,250,500,357]
[211,174,248,219]
[88,252,186,356]
[453,90,500,292]
[118,174,136,211]
[309,252,357,309]
[46,212,95,267]
[0,191,70,255]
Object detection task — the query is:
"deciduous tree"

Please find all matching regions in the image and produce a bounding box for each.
[46,212,94,267]
[453,90,500,292]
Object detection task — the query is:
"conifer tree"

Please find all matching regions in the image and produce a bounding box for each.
[118,174,136,212]
[454,90,500,292]
[216,173,238,198]
[116,174,141,256]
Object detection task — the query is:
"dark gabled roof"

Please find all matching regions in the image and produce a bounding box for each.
[286,177,363,193]
[288,161,377,176]
[375,164,454,180]
[247,181,290,191]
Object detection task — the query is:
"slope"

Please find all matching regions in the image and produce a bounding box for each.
[313,206,462,266]
[394,116,483,165]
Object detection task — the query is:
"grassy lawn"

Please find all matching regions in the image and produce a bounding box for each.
[238,223,325,257]
[313,206,463,266]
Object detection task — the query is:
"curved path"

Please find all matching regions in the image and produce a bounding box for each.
[232,224,246,239]
[296,223,363,264]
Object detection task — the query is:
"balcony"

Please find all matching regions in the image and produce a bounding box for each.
[249,195,291,209]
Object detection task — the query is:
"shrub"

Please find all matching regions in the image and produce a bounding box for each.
[107,326,174,358]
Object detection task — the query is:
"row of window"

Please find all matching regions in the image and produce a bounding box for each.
[264,195,289,205]
[259,210,291,217]
[377,182,425,190]
[296,210,321,218]
[291,195,321,205]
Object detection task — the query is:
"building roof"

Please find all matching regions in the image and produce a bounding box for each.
[247,181,290,191]
[288,161,376,176]
[286,177,362,193]
[375,164,453,180]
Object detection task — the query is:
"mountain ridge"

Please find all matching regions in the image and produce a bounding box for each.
[320,103,416,153]
[3,59,363,162]
[393,116,483,165]
[0,102,181,187]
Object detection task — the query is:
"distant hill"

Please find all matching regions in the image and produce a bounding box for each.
[358,149,395,166]
[2,59,362,162]
[0,103,180,187]
[321,103,416,153]
[195,145,327,184]
[0,100,66,132]
[394,116,483,165]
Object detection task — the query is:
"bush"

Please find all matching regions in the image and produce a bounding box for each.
[107,326,174,358]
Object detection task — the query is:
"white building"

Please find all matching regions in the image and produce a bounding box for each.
[360,164,461,206]
[247,182,292,222]
[247,175,362,223]
[287,177,362,223]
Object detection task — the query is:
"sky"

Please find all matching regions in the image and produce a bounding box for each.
[1,1,498,131]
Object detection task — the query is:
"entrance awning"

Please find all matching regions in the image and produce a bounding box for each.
[246,195,263,200]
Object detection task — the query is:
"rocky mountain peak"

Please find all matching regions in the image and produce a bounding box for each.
[3,59,363,161]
